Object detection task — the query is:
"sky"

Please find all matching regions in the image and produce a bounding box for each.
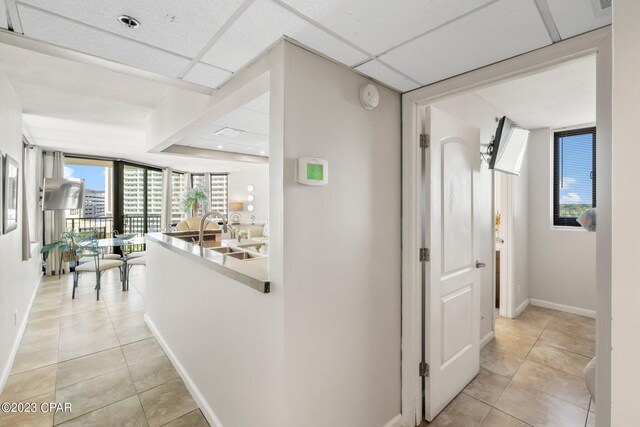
[64,165,107,192]
[558,132,594,205]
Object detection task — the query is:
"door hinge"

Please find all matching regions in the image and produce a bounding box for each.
[419,247,430,262]
[420,133,429,149]
[419,361,430,377]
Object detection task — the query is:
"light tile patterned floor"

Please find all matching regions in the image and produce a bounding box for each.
[0,269,209,427]
[0,269,597,427]
[423,305,596,427]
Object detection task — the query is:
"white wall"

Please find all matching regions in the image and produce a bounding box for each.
[281,43,401,427]
[145,242,283,427]
[0,68,42,392]
[228,166,269,224]
[527,128,596,314]
[611,1,640,424]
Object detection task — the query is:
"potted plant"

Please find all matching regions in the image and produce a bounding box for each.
[181,187,208,217]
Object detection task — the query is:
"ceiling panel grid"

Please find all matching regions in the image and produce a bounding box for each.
[2,0,611,92]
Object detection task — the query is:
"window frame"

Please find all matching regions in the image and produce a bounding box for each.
[553,126,596,227]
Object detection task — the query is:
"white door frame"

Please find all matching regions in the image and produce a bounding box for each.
[401,27,611,427]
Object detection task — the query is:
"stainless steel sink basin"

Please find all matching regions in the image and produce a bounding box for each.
[226,251,264,260]
[211,247,241,254]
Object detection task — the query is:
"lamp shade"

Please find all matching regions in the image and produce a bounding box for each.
[229,202,244,212]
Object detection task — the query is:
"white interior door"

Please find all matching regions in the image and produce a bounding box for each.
[423,106,482,421]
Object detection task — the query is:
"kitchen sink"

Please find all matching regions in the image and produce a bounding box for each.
[226,251,264,260]
[211,246,242,254]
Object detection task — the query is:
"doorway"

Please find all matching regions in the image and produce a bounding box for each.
[401,28,611,426]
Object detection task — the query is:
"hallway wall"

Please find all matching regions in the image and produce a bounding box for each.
[527,128,596,315]
[0,68,42,393]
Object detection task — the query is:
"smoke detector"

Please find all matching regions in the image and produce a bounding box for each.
[360,83,380,111]
[117,15,141,29]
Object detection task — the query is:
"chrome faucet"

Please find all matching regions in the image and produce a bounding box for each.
[199,211,228,256]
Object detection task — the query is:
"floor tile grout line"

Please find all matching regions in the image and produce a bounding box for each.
[491,308,593,419]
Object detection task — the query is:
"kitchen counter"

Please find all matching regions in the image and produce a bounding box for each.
[146,232,270,293]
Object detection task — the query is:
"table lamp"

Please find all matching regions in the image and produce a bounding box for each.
[229,202,244,224]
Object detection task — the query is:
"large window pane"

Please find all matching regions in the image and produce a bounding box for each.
[171,172,186,224]
[147,169,163,232]
[123,165,145,235]
[553,127,596,226]
[122,165,163,235]
[64,157,113,238]
[210,174,229,218]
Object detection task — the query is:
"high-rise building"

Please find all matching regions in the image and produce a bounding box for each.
[67,188,105,218]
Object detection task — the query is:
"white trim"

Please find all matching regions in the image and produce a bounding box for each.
[480,330,495,349]
[145,314,225,427]
[0,275,42,393]
[529,298,596,318]
[513,298,530,318]
[382,414,403,427]
[401,27,609,427]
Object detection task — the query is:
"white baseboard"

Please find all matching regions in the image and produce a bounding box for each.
[144,314,224,427]
[480,330,495,349]
[529,298,596,318]
[513,298,530,318]
[382,414,402,427]
[0,275,42,394]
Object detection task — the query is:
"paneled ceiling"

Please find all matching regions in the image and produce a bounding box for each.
[179,92,270,157]
[0,0,610,93]
[475,55,596,130]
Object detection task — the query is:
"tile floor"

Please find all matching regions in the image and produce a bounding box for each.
[0,268,209,427]
[423,305,596,427]
[0,269,596,427]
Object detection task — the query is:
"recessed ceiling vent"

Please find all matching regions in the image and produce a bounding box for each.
[591,0,612,18]
[117,15,141,29]
[214,127,245,138]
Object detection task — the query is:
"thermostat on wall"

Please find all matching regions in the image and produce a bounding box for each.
[297,157,328,186]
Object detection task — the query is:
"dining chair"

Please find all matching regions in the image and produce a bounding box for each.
[124,255,146,291]
[66,232,125,300]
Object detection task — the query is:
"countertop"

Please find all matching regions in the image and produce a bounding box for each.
[146,233,270,293]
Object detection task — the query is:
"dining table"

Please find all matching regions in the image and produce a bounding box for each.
[96,236,146,291]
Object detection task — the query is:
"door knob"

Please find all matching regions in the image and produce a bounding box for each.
[475,260,486,268]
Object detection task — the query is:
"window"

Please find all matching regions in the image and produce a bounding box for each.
[210,174,229,218]
[171,172,186,224]
[553,127,596,227]
[122,164,163,235]
[64,157,114,238]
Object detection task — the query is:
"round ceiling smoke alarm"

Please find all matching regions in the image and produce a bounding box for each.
[360,83,380,110]
[117,15,141,29]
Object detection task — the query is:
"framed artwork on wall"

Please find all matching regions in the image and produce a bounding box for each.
[3,154,18,234]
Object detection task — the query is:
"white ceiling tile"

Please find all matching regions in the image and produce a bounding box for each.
[380,0,552,86]
[546,0,611,39]
[201,0,366,71]
[213,108,269,136]
[0,2,7,29]
[183,63,232,88]
[474,56,596,129]
[355,60,420,93]
[185,138,268,156]
[18,5,190,77]
[278,0,494,55]
[243,92,270,114]
[17,0,245,58]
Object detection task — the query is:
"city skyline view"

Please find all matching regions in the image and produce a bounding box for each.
[64,164,107,192]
